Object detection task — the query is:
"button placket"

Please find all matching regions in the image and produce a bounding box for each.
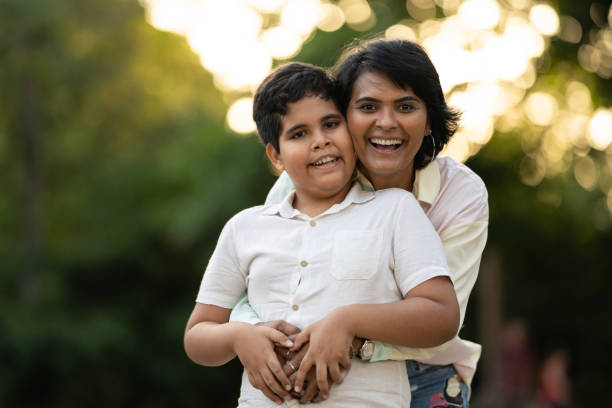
[291,218,315,313]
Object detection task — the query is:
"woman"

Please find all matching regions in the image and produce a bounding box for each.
[233,39,489,407]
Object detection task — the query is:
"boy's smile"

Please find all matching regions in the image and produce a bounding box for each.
[266,95,356,216]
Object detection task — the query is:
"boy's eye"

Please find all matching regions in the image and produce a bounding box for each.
[291,130,306,139]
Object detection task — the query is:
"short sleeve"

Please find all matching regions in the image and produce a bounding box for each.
[392,193,451,295]
[196,217,248,308]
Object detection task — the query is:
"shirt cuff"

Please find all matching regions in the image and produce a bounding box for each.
[369,341,392,362]
[228,294,262,325]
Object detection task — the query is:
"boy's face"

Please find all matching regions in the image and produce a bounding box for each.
[266,95,356,204]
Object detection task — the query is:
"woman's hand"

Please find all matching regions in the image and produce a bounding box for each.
[233,325,295,405]
[290,309,354,400]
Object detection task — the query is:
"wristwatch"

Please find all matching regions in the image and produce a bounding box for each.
[357,339,375,361]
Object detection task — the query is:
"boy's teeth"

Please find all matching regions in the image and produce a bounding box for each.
[370,138,402,145]
[313,156,337,165]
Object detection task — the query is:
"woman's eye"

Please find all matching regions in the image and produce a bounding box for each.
[359,104,376,112]
[398,104,415,112]
[325,121,339,129]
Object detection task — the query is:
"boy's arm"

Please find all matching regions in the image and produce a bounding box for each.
[367,220,488,362]
[229,171,295,326]
[192,214,296,403]
[292,193,459,395]
[292,275,460,395]
[184,302,294,404]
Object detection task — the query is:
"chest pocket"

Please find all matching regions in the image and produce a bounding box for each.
[330,229,383,280]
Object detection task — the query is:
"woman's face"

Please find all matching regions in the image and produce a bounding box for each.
[346,70,429,190]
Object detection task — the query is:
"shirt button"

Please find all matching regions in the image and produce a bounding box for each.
[292,304,299,311]
[309,220,316,227]
[300,260,308,267]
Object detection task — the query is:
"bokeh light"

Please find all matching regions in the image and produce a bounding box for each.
[588,109,612,151]
[529,4,560,36]
[142,0,612,209]
[226,98,256,134]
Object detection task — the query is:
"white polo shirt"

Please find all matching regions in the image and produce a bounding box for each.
[197,183,451,407]
[261,155,489,388]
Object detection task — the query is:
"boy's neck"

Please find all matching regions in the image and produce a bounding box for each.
[292,182,353,217]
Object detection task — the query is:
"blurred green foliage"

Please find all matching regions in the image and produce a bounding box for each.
[1,0,611,406]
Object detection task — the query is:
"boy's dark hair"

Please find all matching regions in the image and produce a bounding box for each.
[334,39,461,170]
[253,62,340,152]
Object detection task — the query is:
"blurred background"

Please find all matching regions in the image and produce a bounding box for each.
[2,0,611,406]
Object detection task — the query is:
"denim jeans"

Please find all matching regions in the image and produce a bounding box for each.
[406,360,469,408]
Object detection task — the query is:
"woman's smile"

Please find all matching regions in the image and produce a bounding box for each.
[347,70,429,191]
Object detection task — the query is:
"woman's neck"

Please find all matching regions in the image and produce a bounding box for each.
[360,165,415,192]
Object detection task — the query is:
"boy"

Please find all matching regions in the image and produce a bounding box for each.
[184,63,459,407]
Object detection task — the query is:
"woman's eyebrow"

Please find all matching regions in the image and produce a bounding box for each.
[395,96,421,104]
[353,96,380,104]
[354,96,421,104]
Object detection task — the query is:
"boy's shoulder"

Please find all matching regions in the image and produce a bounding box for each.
[372,187,417,205]
[356,187,419,215]
[225,204,270,227]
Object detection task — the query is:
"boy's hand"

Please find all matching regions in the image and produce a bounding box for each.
[290,311,354,400]
[256,320,301,337]
[233,325,295,405]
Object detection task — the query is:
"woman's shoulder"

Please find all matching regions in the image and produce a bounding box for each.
[436,156,487,196]
[432,156,489,228]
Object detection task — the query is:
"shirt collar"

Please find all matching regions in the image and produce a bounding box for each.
[412,159,440,206]
[354,159,441,206]
[262,181,375,219]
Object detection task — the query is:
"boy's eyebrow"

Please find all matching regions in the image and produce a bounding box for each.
[320,113,341,122]
[284,113,341,136]
[354,96,421,104]
[284,123,306,136]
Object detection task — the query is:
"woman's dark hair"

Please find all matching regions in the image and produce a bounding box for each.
[252,62,341,152]
[334,39,461,169]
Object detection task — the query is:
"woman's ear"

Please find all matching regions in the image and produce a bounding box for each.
[266,143,285,173]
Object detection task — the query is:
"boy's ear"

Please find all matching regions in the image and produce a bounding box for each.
[265,144,285,173]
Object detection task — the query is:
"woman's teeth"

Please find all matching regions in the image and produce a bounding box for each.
[370,138,403,148]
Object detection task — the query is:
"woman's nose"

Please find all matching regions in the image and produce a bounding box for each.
[375,108,397,130]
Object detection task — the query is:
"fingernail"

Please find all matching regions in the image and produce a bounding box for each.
[285,384,292,391]
[285,340,294,347]
[294,386,301,392]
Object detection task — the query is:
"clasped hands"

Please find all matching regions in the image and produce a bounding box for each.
[241,317,360,405]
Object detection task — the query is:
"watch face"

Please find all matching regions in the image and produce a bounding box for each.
[361,341,374,359]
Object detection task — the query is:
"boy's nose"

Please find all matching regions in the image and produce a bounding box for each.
[312,131,331,150]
